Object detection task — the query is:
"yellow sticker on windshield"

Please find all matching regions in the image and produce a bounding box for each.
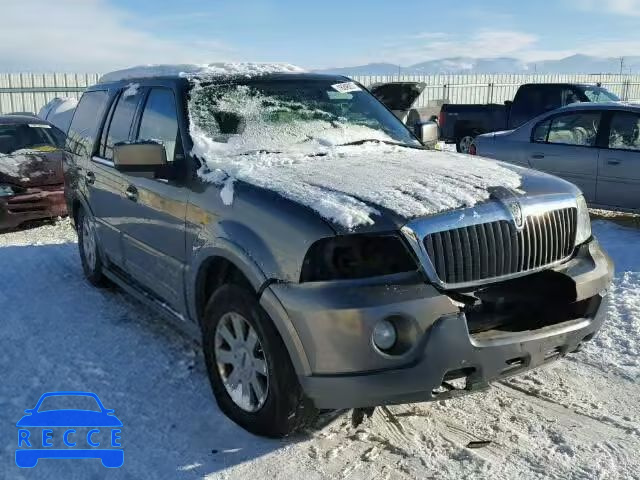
[31,145,58,152]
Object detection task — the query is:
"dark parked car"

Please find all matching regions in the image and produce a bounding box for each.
[439,83,619,152]
[0,115,67,230]
[63,64,612,437]
[472,102,640,212]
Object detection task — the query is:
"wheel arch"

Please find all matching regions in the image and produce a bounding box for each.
[69,193,94,230]
[189,242,312,376]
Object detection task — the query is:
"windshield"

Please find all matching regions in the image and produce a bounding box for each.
[188,79,421,154]
[0,123,63,155]
[583,86,620,103]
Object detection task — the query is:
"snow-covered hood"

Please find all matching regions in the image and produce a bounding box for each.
[0,148,64,187]
[196,142,547,232]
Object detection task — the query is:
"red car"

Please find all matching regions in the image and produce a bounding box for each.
[0,115,68,230]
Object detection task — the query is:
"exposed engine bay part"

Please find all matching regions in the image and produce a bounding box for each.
[460,269,600,338]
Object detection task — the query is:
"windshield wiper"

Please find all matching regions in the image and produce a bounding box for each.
[336,139,423,149]
[237,149,282,156]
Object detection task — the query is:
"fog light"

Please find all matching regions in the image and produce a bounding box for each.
[372,319,397,351]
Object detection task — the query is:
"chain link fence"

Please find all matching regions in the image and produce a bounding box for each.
[0,73,100,114]
[1,72,640,115]
[352,73,640,108]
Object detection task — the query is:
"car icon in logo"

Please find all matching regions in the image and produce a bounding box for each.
[16,391,123,468]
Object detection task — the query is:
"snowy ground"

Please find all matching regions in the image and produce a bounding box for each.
[1,216,639,479]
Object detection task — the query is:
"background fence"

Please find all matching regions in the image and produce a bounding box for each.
[2,72,640,115]
[0,73,100,115]
[352,73,640,109]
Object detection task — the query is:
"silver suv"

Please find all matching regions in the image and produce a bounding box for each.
[63,64,613,437]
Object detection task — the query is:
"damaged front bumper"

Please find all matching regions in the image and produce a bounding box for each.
[0,185,67,230]
[260,238,613,410]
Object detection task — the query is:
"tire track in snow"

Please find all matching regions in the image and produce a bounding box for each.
[498,382,640,437]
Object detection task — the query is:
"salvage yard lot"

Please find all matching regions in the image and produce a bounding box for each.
[1,217,639,479]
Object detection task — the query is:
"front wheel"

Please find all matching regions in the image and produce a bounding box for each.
[456,134,476,154]
[77,208,107,287]
[202,284,318,437]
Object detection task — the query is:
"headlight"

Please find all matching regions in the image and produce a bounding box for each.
[300,234,418,282]
[0,184,16,197]
[575,194,592,246]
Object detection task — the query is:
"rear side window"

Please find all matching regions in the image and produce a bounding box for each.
[539,87,563,112]
[561,88,582,106]
[547,112,600,147]
[137,88,180,161]
[608,111,640,151]
[103,88,143,160]
[66,90,108,156]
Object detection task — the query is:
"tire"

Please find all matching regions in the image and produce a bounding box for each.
[202,284,319,437]
[456,134,476,153]
[77,208,107,287]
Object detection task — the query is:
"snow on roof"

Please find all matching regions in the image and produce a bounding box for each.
[99,62,306,83]
[38,97,77,117]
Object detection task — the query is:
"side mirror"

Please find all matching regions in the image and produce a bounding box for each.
[113,142,167,173]
[416,121,439,147]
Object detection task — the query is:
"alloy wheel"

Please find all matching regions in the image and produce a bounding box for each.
[214,312,269,412]
[459,135,475,154]
[82,215,97,271]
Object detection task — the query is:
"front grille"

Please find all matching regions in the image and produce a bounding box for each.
[423,207,577,286]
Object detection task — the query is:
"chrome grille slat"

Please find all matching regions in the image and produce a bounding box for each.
[442,230,455,284]
[470,225,481,281]
[423,207,577,286]
[485,222,497,278]
[546,212,553,264]
[553,210,561,262]
[477,224,489,280]
[508,221,519,273]
[460,227,473,281]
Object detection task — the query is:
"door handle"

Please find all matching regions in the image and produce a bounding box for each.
[607,159,621,166]
[85,171,95,185]
[531,154,545,159]
[125,185,138,202]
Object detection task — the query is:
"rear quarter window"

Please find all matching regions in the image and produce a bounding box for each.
[66,91,109,157]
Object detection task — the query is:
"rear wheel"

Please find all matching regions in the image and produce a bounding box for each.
[456,134,475,154]
[202,284,319,437]
[77,208,107,287]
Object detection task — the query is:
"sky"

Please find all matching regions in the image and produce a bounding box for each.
[2,0,640,72]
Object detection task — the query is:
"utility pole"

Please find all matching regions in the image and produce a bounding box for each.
[620,57,625,76]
